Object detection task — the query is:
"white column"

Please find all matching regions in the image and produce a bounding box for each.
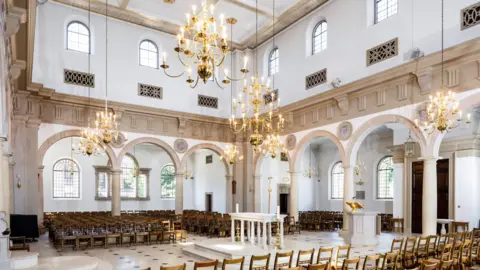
[257,221,261,244]
[175,173,184,214]
[250,222,255,244]
[262,221,267,248]
[0,139,10,223]
[240,219,245,243]
[421,157,438,236]
[342,165,355,232]
[247,219,251,241]
[280,219,284,247]
[253,175,262,212]
[111,169,121,216]
[392,150,405,222]
[231,218,235,242]
[289,172,300,221]
[268,222,272,245]
[226,175,233,213]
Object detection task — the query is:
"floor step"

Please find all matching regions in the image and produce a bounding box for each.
[10,251,39,269]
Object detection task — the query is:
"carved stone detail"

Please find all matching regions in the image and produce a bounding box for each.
[334,94,349,115]
[417,70,433,94]
[461,2,480,30]
[376,90,386,106]
[366,38,398,66]
[285,134,297,150]
[445,67,460,88]
[326,104,334,120]
[397,84,409,101]
[358,95,367,111]
[174,139,188,153]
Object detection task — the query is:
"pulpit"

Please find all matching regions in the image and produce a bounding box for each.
[343,211,378,246]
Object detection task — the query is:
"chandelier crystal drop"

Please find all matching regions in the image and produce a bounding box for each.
[220,144,243,165]
[161,0,248,89]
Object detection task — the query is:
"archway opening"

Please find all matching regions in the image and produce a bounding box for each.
[257,154,290,215]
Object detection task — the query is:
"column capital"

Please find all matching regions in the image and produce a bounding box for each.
[226,175,233,180]
[418,156,442,162]
[111,169,122,174]
[26,118,42,128]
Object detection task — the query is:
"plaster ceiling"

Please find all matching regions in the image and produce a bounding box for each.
[52,0,329,49]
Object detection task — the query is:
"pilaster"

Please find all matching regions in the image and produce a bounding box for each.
[175,173,184,214]
[111,169,121,216]
[226,175,233,213]
[289,171,301,221]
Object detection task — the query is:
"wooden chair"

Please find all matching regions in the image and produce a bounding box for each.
[340,257,360,270]
[222,257,245,270]
[121,223,135,246]
[249,254,271,270]
[390,238,404,255]
[426,235,437,258]
[149,221,163,244]
[297,249,315,268]
[333,245,351,270]
[460,239,473,268]
[362,254,381,270]
[194,260,218,270]
[77,235,92,250]
[289,216,301,234]
[452,222,468,233]
[9,236,30,252]
[160,263,187,270]
[450,241,464,270]
[402,237,417,269]
[416,236,429,265]
[316,247,334,268]
[419,261,437,270]
[273,251,294,270]
[436,259,453,270]
[380,252,398,270]
[308,263,328,270]
[436,234,448,256]
[162,220,175,243]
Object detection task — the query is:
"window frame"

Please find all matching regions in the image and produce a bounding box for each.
[376,156,394,200]
[139,39,159,69]
[94,164,150,201]
[161,163,176,199]
[374,0,398,24]
[52,158,81,199]
[330,161,344,200]
[66,21,91,54]
[268,48,279,77]
[312,20,327,55]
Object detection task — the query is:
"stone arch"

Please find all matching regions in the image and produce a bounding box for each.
[291,129,346,172]
[38,129,118,167]
[253,150,292,177]
[117,137,180,171]
[180,143,231,176]
[346,114,427,166]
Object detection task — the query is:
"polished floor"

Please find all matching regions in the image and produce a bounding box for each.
[26,231,409,270]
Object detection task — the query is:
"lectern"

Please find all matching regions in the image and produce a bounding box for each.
[343,211,378,246]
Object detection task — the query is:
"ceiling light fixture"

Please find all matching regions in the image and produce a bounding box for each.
[220,144,243,165]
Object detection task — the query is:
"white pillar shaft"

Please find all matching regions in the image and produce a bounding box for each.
[392,162,404,220]
[226,175,233,213]
[0,140,10,224]
[254,176,262,213]
[231,218,235,242]
[111,170,121,216]
[343,166,355,231]
[289,172,299,221]
[175,173,184,214]
[37,167,44,225]
[422,158,438,235]
[262,222,267,248]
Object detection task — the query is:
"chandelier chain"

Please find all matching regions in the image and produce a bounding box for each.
[441,0,444,87]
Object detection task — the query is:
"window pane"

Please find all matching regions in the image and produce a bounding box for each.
[138,174,147,198]
[67,22,90,53]
[97,172,108,198]
[121,155,137,198]
[331,162,344,199]
[313,21,328,55]
[53,159,80,198]
[139,40,158,68]
[161,165,176,198]
[375,0,397,23]
[377,157,394,199]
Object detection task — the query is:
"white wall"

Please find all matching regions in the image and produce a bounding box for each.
[258,156,290,214]
[454,155,480,229]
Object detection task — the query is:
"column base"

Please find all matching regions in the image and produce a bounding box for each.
[339,229,349,237]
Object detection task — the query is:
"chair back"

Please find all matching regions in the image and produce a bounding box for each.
[249,254,271,270]
[222,257,244,270]
[420,261,437,270]
[308,263,328,270]
[380,252,398,270]
[194,260,218,270]
[335,245,351,266]
[416,236,429,257]
[427,235,437,256]
[404,237,417,254]
[451,241,464,264]
[390,238,404,255]
[274,251,294,269]
[437,259,454,270]
[439,243,453,261]
[362,254,380,270]
[341,257,360,270]
[437,234,448,254]
[160,264,186,270]
[297,249,315,267]
[316,247,334,267]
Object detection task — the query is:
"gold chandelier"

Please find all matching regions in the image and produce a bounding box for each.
[229,0,284,153]
[220,144,243,164]
[261,133,286,159]
[96,0,119,145]
[416,0,470,134]
[161,0,248,88]
[303,144,318,179]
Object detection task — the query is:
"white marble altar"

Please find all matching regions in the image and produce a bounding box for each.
[230,213,286,249]
[343,211,378,246]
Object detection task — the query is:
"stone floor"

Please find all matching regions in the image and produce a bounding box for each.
[26,231,409,270]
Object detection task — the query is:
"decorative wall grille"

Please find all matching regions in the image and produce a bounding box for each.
[366,38,398,66]
[305,69,327,90]
[264,89,279,105]
[64,69,95,87]
[198,95,218,109]
[138,83,163,99]
[462,2,480,30]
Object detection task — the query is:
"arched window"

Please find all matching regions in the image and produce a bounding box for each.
[375,0,398,24]
[139,40,159,68]
[268,48,279,76]
[312,21,327,54]
[377,156,394,199]
[331,161,344,199]
[67,21,90,53]
[161,164,176,199]
[53,158,80,198]
[120,155,138,198]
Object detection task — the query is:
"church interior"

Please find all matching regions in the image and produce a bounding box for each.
[1,0,480,269]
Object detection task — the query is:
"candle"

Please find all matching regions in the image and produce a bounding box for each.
[162,52,167,63]
[236,203,239,213]
[243,56,248,69]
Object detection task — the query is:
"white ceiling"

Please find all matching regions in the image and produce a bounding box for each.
[96,0,297,43]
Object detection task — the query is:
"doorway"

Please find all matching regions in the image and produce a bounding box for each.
[205,193,213,212]
[411,159,449,234]
[279,194,289,214]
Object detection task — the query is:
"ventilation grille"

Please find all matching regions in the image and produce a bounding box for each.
[198,95,218,109]
[264,89,279,105]
[305,69,327,90]
[138,83,163,99]
[64,69,95,87]
[366,38,398,66]
[462,2,480,30]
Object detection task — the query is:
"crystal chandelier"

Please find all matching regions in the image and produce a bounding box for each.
[303,144,318,179]
[261,133,286,159]
[230,0,284,153]
[220,144,243,165]
[95,0,119,145]
[415,0,470,135]
[73,0,102,157]
[404,132,416,157]
[161,0,248,88]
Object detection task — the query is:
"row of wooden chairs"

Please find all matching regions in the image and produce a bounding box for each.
[299,211,343,231]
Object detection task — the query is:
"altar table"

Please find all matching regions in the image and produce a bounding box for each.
[230,212,286,249]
